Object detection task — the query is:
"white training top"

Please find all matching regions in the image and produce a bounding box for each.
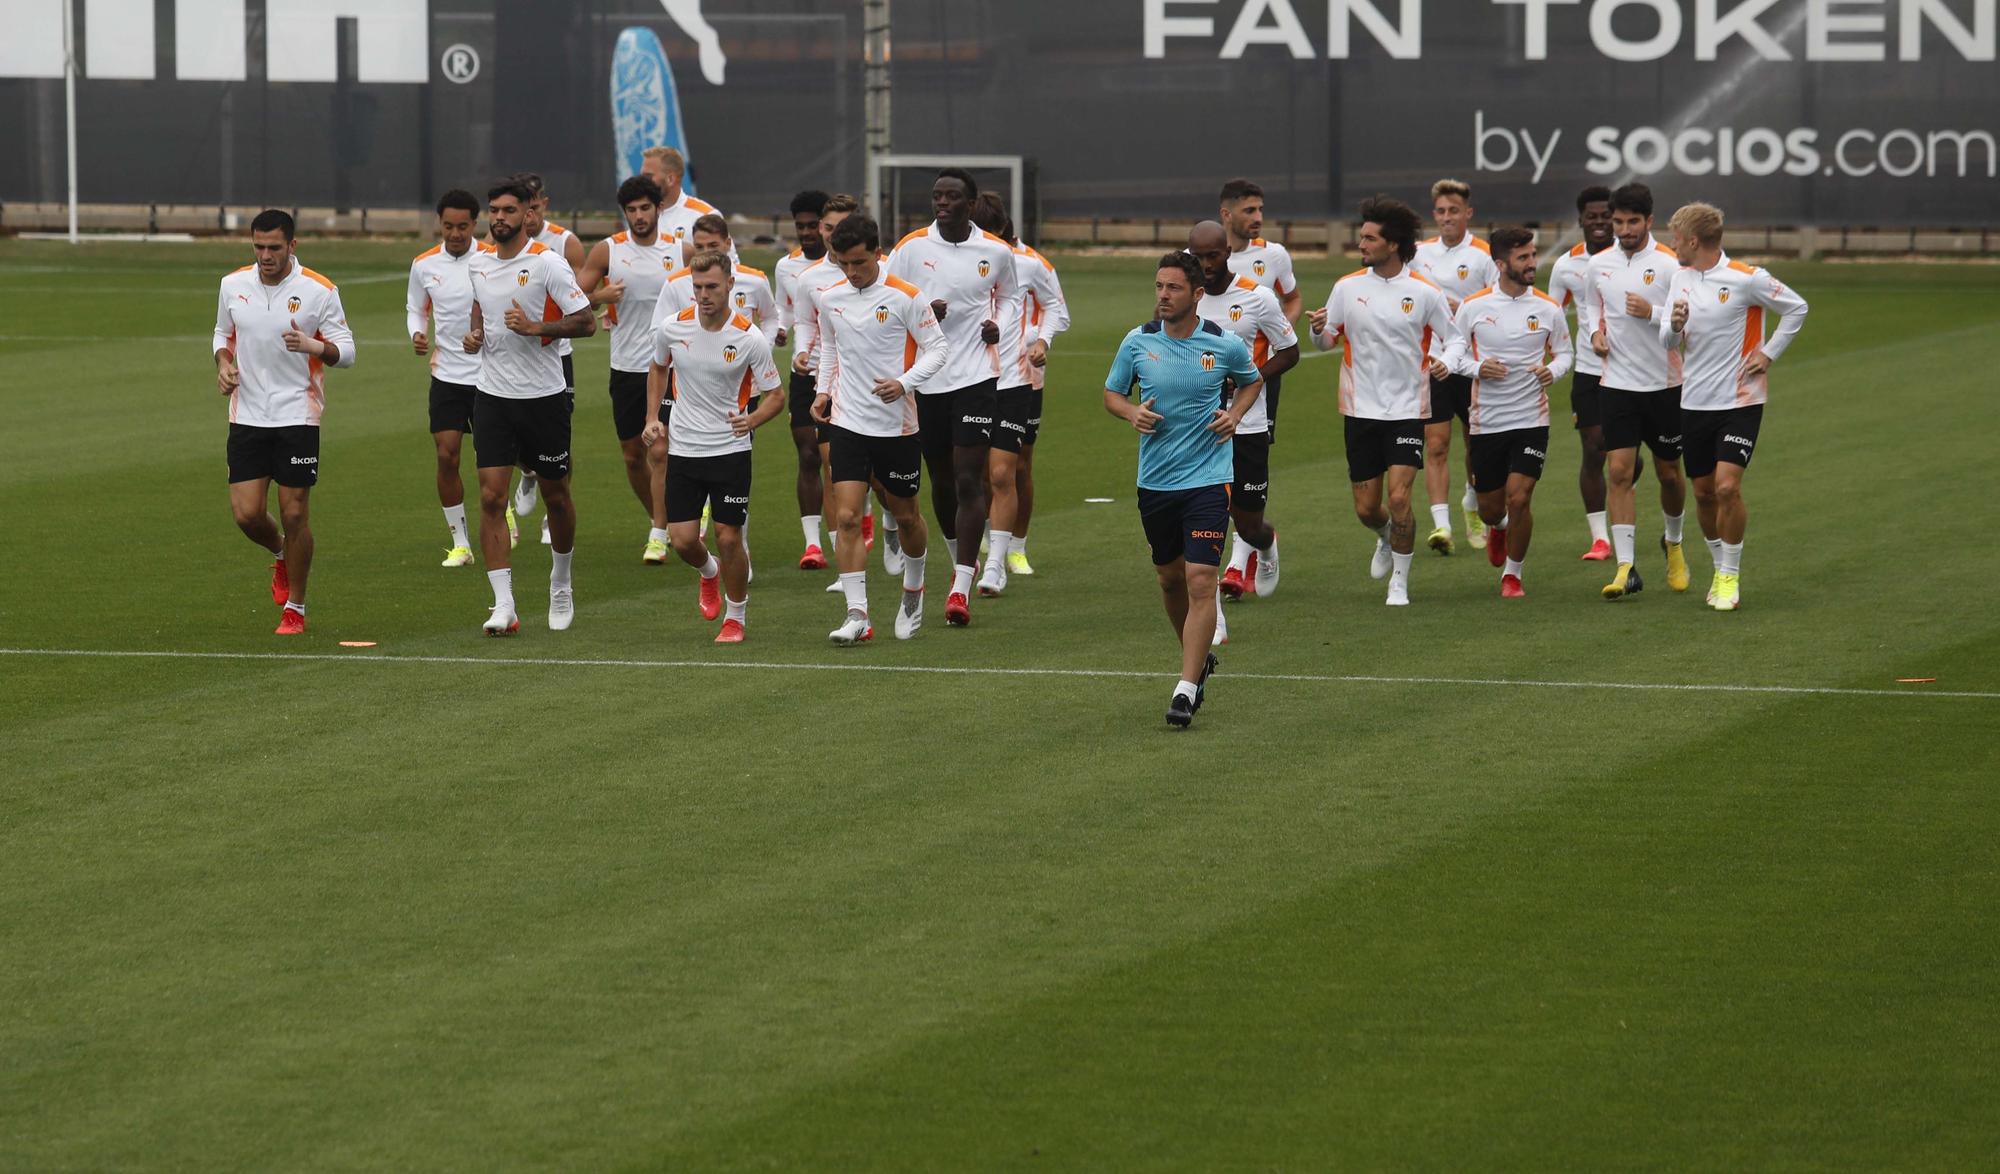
[1227,237,1297,300]
[1196,275,1297,436]
[406,243,480,386]
[603,230,680,374]
[1585,234,1684,393]
[213,262,355,427]
[532,222,582,362]
[1444,285,1575,435]
[818,271,949,438]
[1013,244,1072,392]
[655,308,782,458]
[775,247,819,337]
[655,263,778,334]
[469,241,591,399]
[1659,252,1810,412]
[885,221,1019,393]
[1546,241,1607,379]
[1413,235,1500,312]
[788,256,841,375]
[1313,266,1460,422]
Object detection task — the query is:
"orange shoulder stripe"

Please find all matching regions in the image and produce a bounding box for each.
[676,306,698,322]
[299,267,336,290]
[893,227,930,249]
[883,274,922,298]
[415,244,442,261]
[730,313,752,331]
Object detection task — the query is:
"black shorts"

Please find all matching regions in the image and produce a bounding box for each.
[1601,384,1682,460]
[1428,372,1472,427]
[916,380,998,464]
[1231,431,1272,513]
[1024,389,1044,447]
[1343,416,1426,484]
[561,352,575,391]
[608,368,666,442]
[1468,426,1551,493]
[828,427,923,497]
[1138,484,1229,567]
[1569,369,1604,431]
[1263,371,1284,430]
[429,378,477,435]
[473,391,572,480]
[992,386,1032,454]
[227,423,320,487]
[788,369,822,433]
[666,450,752,526]
[1681,404,1763,480]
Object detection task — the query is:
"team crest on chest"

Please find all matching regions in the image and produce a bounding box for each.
[1527,314,1541,332]
[1456,264,1469,281]
[723,344,739,362]
[977,259,991,277]
[1200,351,1216,371]
[1717,287,1732,303]
[1400,296,1415,314]
[1228,303,1243,322]
[1642,268,1657,285]
[287,296,301,313]
[1253,260,1266,276]
[517,269,530,286]
[734,291,747,307]
[875,304,889,323]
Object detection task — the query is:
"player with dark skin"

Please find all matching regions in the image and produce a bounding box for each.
[924,174,1003,574]
[788,199,828,519]
[1567,191,1643,513]
[411,198,478,517]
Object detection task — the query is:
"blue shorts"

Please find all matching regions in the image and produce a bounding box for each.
[1137,484,1229,567]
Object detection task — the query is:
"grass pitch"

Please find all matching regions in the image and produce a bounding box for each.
[2,238,1997,1169]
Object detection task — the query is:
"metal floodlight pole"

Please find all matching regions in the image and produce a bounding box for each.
[863,0,891,223]
[62,0,79,243]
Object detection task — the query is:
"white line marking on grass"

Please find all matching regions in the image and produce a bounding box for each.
[3,647,1995,700]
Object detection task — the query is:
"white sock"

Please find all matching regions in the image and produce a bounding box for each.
[945,536,958,565]
[271,547,286,561]
[487,567,514,609]
[1371,520,1390,541]
[1587,511,1609,543]
[1429,502,1450,531]
[1504,557,1523,577]
[551,550,573,588]
[1228,534,1253,574]
[725,595,746,622]
[1612,524,1636,566]
[951,564,975,596]
[1390,550,1413,588]
[1491,516,1509,533]
[802,515,821,548]
[283,600,305,616]
[1462,481,1478,512]
[444,504,469,548]
[840,570,867,615]
[1663,511,1685,544]
[1174,680,1199,702]
[1721,541,1743,575]
[984,531,1011,575]
[699,554,720,580]
[1706,537,1724,566]
[1010,534,1027,556]
[902,551,927,593]
[827,525,837,552]
[649,526,669,545]
[881,511,899,533]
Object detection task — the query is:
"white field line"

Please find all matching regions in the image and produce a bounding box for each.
[0,647,1992,701]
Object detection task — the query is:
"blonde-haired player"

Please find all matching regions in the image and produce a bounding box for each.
[1658,202,1809,611]
[640,146,728,256]
[1412,178,1500,554]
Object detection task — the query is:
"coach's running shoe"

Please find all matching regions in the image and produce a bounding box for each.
[1007,546,1034,576]
[442,545,474,568]
[1581,537,1612,561]
[697,574,722,621]
[1711,573,1741,611]
[977,564,1007,597]
[1166,692,1195,729]
[1662,536,1690,593]
[1501,573,1525,598]
[715,618,745,643]
[1195,651,1218,711]
[274,606,306,636]
[895,589,924,639]
[798,543,827,571]
[1219,566,1248,601]
[883,527,905,575]
[505,506,520,549]
[1370,536,1394,580]
[269,558,290,605]
[1427,526,1454,555]
[482,603,520,636]
[1212,601,1229,646]
[862,513,876,551]
[1254,535,1279,597]
[513,473,539,519]
[1486,527,1507,568]
[643,537,670,565]
[945,591,971,627]
[829,612,873,645]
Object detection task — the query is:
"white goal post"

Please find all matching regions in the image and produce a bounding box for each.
[867,153,1025,243]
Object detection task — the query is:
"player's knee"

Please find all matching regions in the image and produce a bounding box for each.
[230,502,262,529]
[279,503,309,533]
[954,469,984,499]
[620,447,646,475]
[714,527,745,557]
[1714,478,1742,505]
[1386,485,1412,513]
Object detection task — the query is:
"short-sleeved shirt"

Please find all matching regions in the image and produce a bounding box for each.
[1196,276,1297,436]
[655,309,782,457]
[1228,238,1297,300]
[213,263,355,427]
[1105,319,1259,492]
[603,231,680,373]
[470,241,592,399]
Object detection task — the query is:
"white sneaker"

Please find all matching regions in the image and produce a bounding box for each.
[1370,537,1393,580]
[482,602,520,636]
[825,578,844,593]
[977,564,1006,597]
[548,584,574,631]
[1212,600,1229,646]
[539,517,552,545]
[1254,533,1280,597]
[1386,579,1410,606]
[829,611,873,645]
[894,589,924,639]
[513,474,539,518]
[441,545,474,568]
[883,527,905,575]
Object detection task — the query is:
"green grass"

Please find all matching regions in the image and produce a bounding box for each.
[2,238,1997,1169]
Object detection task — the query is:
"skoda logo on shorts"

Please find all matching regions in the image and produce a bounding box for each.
[1643,268,1657,285]
[1718,288,1732,303]
[286,295,301,313]
[1400,297,1415,313]
[977,260,991,277]
[1228,303,1243,322]
[517,269,530,286]
[723,344,739,362]
[874,304,889,323]
[1200,351,1216,371]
